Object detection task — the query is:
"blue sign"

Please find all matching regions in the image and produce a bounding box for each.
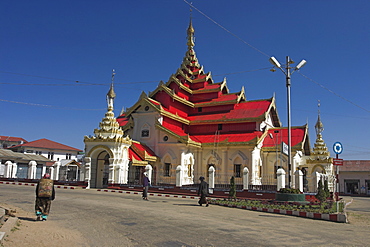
[333,142,343,154]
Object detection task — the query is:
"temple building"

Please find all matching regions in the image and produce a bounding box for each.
[83,20,334,191]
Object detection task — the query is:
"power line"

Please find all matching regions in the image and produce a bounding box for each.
[183,1,369,115]
[0,67,271,87]
[298,71,370,113]
[183,0,271,58]
[0,99,105,111]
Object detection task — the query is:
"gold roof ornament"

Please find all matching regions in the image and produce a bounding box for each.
[307,100,331,163]
[315,100,324,136]
[187,19,195,50]
[106,69,116,112]
[84,69,127,143]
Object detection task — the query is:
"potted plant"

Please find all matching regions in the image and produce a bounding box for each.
[275,188,306,202]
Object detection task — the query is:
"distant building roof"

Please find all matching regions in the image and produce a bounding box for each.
[0,136,28,143]
[9,138,82,152]
[341,160,370,172]
[0,149,53,163]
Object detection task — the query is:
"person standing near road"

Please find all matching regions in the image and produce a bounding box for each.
[198,176,209,207]
[35,173,55,221]
[142,172,150,200]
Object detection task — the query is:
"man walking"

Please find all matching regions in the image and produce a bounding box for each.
[35,173,55,221]
[198,176,209,207]
[142,172,150,201]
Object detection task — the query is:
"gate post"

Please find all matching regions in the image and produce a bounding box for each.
[294,169,304,192]
[84,157,91,189]
[208,166,215,189]
[277,168,286,191]
[176,165,183,187]
[243,167,249,190]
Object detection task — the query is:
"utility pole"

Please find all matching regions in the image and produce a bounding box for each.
[269,56,306,188]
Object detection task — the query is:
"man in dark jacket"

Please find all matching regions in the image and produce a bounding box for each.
[198,176,209,207]
[142,172,150,201]
[35,173,55,221]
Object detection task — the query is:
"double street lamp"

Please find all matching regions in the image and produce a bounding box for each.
[269,56,306,188]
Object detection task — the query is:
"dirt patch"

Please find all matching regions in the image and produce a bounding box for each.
[346,211,370,226]
[0,203,89,247]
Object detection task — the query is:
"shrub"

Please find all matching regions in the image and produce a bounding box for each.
[229,176,237,200]
[278,188,301,194]
[316,177,326,202]
[324,179,330,199]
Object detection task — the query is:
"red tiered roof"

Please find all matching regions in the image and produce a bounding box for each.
[116,115,129,126]
[264,127,307,148]
[191,132,262,144]
[189,100,271,122]
[128,142,156,161]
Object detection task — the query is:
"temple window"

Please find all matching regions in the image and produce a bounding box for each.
[164,163,171,177]
[141,130,149,137]
[234,164,241,178]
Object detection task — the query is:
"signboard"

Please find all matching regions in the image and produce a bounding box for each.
[333,158,343,166]
[282,142,288,156]
[333,142,343,154]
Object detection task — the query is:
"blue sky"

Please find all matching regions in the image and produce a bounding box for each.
[1,0,369,160]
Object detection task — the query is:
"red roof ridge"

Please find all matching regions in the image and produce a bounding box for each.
[10,138,82,152]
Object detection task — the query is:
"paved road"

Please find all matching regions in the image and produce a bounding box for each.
[1,184,370,246]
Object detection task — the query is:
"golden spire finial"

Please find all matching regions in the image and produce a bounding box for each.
[315,100,324,136]
[107,69,116,111]
[187,13,195,49]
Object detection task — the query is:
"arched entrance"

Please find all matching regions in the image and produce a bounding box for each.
[96,151,110,188]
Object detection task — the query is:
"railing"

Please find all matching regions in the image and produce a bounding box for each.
[124,171,278,192]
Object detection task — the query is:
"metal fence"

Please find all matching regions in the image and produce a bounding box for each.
[126,169,277,192]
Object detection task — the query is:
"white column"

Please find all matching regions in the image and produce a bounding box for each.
[5,161,12,178]
[28,161,37,179]
[12,162,17,178]
[42,165,46,177]
[84,157,91,189]
[208,166,215,189]
[251,146,261,185]
[54,161,61,181]
[277,168,286,191]
[176,165,182,187]
[109,158,115,184]
[294,169,304,192]
[118,159,129,184]
[313,171,321,193]
[49,167,55,180]
[243,167,249,190]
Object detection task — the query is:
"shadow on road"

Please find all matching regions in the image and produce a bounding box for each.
[173,203,200,207]
[18,216,37,222]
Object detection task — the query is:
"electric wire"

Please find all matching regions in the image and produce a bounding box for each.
[0,99,105,111]
[183,0,271,58]
[183,1,369,115]
[297,71,370,113]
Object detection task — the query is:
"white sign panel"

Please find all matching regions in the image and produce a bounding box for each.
[282,142,288,156]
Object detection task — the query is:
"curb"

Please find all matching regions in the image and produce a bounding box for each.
[211,202,347,223]
[0,208,19,244]
[96,189,197,200]
[0,181,83,190]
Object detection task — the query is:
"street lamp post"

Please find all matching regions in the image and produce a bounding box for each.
[269,56,306,188]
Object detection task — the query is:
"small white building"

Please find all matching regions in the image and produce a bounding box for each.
[7,138,82,180]
[0,149,53,179]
